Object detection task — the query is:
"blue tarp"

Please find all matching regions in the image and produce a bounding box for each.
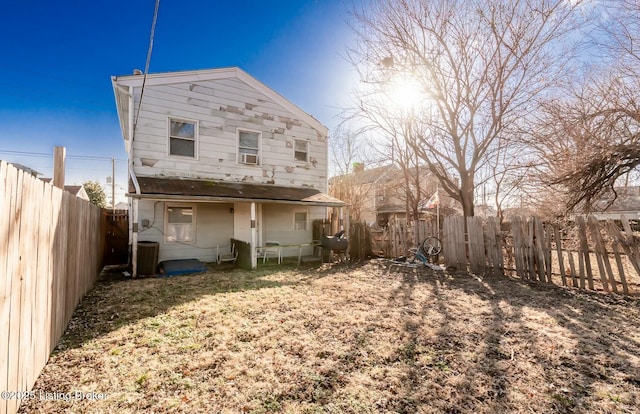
[158,259,208,277]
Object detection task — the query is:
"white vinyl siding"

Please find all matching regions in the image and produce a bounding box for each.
[262,204,325,257]
[137,201,234,262]
[168,118,197,158]
[129,77,328,189]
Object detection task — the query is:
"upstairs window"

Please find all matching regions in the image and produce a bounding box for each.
[294,139,308,162]
[238,130,260,165]
[169,118,197,158]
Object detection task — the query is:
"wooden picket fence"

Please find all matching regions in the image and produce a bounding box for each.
[0,161,102,414]
[368,216,439,258]
[442,215,640,295]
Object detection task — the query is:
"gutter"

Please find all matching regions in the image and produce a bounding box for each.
[111,79,141,195]
[125,193,347,208]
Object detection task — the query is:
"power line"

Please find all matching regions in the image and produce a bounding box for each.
[0,149,126,162]
[133,0,161,141]
[0,150,51,158]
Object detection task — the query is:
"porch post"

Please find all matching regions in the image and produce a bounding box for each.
[131,198,139,277]
[250,202,257,269]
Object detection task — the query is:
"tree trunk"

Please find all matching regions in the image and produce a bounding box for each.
[460,174,475,217]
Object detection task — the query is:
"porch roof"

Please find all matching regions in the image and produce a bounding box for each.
[128,177,346,207]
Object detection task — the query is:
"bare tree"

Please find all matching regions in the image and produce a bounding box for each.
[349,0,586,217]
[535,1,640,212]
[345,82,436,242]
[328,126,377,222]
[329,124,370,177]
[483,135,533,222]
[534,75,640,211]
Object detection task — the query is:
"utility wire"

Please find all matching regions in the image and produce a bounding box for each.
[133,0,161,141]
[0,149,126,162]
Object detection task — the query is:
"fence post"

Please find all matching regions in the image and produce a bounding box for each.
[575,216,594,290]
[533,217,547,283]
[553,225,567,286]
[587,215,615,292]
[605,220,631,295]
[53,146,66,189]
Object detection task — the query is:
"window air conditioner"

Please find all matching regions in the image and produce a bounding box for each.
[241,153,259,165]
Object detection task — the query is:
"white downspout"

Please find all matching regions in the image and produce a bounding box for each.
[250,202,257,269]
[126,85,141,277]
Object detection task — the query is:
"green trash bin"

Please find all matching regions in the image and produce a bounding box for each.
[137,241,159,276]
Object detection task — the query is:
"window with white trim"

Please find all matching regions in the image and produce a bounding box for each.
[168,118,197,158]
[294,211,308,231]
[165,205,195,242]
[238,130,260,165]
[294,139,308,162]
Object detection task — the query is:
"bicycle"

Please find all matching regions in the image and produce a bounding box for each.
[388,236,442,272]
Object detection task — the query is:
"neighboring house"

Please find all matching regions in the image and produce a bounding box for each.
[9,162,41,178]
[64,185,90,201]
[40,178,90,201]
[111,67,345,274]
[329,164,396,225]
[329,164,451,226]
[114,201,129,210]
[584,186,640,222]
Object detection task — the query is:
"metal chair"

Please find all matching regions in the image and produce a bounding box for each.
[217,243,238,264]
[262,241,282,264]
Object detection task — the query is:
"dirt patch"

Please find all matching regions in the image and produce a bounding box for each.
[19,261,640,413]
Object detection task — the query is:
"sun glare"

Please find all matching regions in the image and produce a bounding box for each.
[389,74,424,112]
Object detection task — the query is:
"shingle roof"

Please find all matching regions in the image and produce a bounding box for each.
[593,186,640,212]
[129,177,346,207]
[329,165,397,185]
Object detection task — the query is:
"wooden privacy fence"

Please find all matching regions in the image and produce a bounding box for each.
[101,209,129,267]
[369,216,439,258]
[1,161,102,414]
[349,222,372,261]
[442,215,640,296]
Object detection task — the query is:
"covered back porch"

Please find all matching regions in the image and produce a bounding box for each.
[128,177,346,276]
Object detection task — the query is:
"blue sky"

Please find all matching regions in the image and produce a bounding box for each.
[0,0,357,202]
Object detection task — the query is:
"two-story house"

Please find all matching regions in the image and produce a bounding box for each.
[329,164,453,226]
[111,67,344,275]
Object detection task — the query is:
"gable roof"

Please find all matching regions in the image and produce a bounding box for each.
[330,164,436,186]
[8,162,41,177]
[592,186,640,212]
[329,165,398,186]
[40,179,89,199]
[111,67,328,142]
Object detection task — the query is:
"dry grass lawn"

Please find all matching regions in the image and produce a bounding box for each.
[20,261,640,413]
